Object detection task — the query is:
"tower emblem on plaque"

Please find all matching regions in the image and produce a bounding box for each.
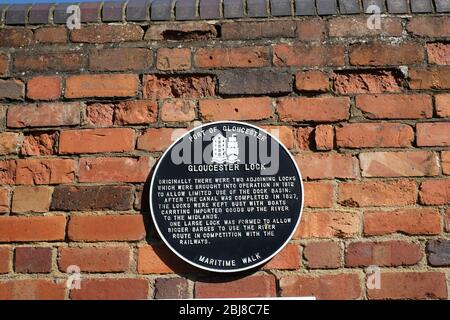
[211,133,240,164]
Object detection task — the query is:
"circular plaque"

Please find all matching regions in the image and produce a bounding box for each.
[150,121,303,272]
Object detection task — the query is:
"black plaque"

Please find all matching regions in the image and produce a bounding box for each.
[150,121,303,272]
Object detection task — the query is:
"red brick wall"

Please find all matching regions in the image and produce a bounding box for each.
[0,14,449,300]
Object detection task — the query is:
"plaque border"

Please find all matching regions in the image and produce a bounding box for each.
[149,121,305,273]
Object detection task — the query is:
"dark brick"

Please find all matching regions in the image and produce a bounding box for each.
[5,4,30,25]
[435,0,450,12]
[427,240,450,267]
[221,20,296,39]
[127,0,151,21]
[218,70,292,95]
[175,0,197,20]
[102,1,125,22]
[224,0,245,18]
[387,0,409,13]
[53,4,73,24]
[0,28,33,47]
[154,278,190,299]
[79,2,102,23]
[363,0,386,12]
[317,0,338,15]
[28,4,52,24]
[51,186,133,211]
[295,0,316,15]
[15,247,52,273]
[247,0,268,17]
[411,0,433,13]
[339,0,361,14]
[151,0,172,20]
[0,79,24,100]
[199,0,221,19]
[0,5,8,25]
[270,0,292,16]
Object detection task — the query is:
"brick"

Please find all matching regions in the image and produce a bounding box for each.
[411,0,433,12]
[346,241,422,267]
[409,67,450,90]
[12,186,52,213]
[278,97,350,122]
[154,278,190,299]
[338,180,417,207]
[13,52,83,72]
[59,128,135,154]
[436,0,450,12]
[280,273,362,300]
[259,125,295,150]
[315,125,334,151]
[368,272,447,300]
[196,275,276,298]
[263,244,301,270]
[0,247,10,273]
[195,47,269,68]
[0,280,65,300]
[350,42,424,66]
[7,103,80,128]
[427,240,450,267]
[84,103,114,127]
[0,216,66,242]
[89,48,152,71]
[417,123,450,147]
[114,100,157,125]
[360,151,439,177]
[160,99,196,122]
[336,123,413,148]
[71,24,143,43]
[28,4,52,24]
[137,128,182,152]
[443,152,450,175]
[296,71,329,92]
[446,209,450,232]
[295,0,315,15]
[52,186,134,212]
[273,44,344,67]
[218,70,291,95]
[271,0,291,16]
[419,180,450,205]
[364,209,441,236]
[0,28,33,47]
[65,74,139,98]
[70,279,148,300]
[304,182,334,208]
[0,53,7,75]
[304,242,341,269]
[329,17,402,37]
[137,244,194,274]
[15,247,52,273]
[296,127,314,151]
[144,22,217,41]
[436,94,450,117]
[0,160,16,185]
[27,76,61,101]
[356,94,432,120]
[0,79,24,100]
[200,97,273,121]
[78,157,151,183]
[102,1,126,22]
[223,0,244,18]
[144,74,215,100]
[59,246,130,272]
[427,43,450,65]
[296,153,358,179]
[21,132,56,156]
[295,211,360,239]
[15,158,75,185]
[0,189,8,213]
[297,20,326,41]
[333,70,402,94]
[34,27,67,43]
[156,48,191,71]
[407,17,450,37]
[221,21,296,40]
[0,132,19,155]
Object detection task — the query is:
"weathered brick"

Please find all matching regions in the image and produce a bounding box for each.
[21,132,56,156]
[59,246,130,272]
[137,244,194,274]
[71,24,144,43]
[280,273,362,300]
[263,244,301,270]
[419,180,450,205]
[114,100,157,125]
[333,70,402,94]
[15,158,75,185]
[407,17,450,37]
[0,53,8,75]
[0,132,19,155]
[0,279,65,300]
[200,97,273,121]
[0,247,10,273]
[273,44,345,67]
[0,216,66,242]
[27,76,61,101]
[436,94,450,117]
[368,272,447,300]
[13,52,83,72]
[278,97,350,122]
[295,211,360,239]
[427,240,450,267]
[295,153,358,179]
[336,123,414,148]
[65,74,139,98]
[52,186,133,212]
[0,189,9,213]
[12,186,52,213]
[360,151,439,177]
[89,48,152,71]
[427,43,450,65]
[304,182,334,208]
[144,74,215,100]
[70,279,148,300]
[259,125,295,150]
[296,127,314,151]
[409,67,450,90]
[195,47,269,68]
[296,71,329,92]
[350,43,424,66]
[443,151,450,175]
[364,209,441,236]
[417,123,450,147]
[7,103,80,128]
[137,128,184,152]
[196,275,276,298]
[346,241,422,267]
[315,125,334,151]
[329,17,402,37]
[446,209,450,232]
[160,99,196,122]
[15,247,52,273]
[0,160,16,185]
[222,21,296,40]
[34,27,67,43]
[297,19,326,41]
[144,22,217,41]
[304,242,341,269]
[154,278,190,299]
[338,180,417,207]
[0,79,24,100]
[218,70,292,95]
[156,48,191,71]
[78,157,151,183]
[84,103,114,127]
[0,28,33,47]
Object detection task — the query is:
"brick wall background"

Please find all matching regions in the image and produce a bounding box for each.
[0,0,449,300]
